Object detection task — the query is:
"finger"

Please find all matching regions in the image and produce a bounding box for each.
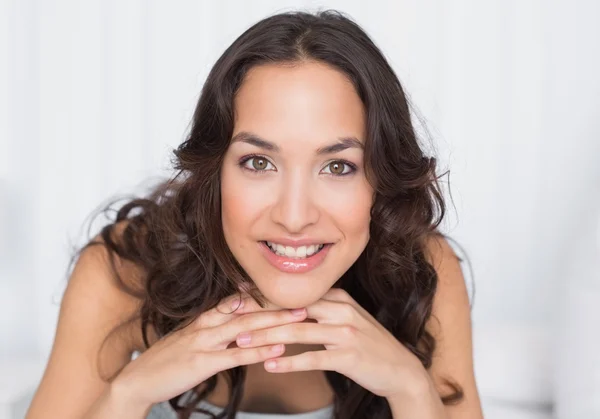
[321,287,356,304]
[235,322,345,348]
[196,294,276,329]
[302,299,364,327]
[206,307,308,348]
[263,349,346,373]
[321,288,373,317]
[320,288,370,317]
[211,343,287,372]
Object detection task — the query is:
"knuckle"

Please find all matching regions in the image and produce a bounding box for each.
[240,313,269,328]
[294,324,308,340]
[191,329,208,349]
[215,326,230,346]
[270,324,288,340]
[329,288,349,300]
[305,352,318,370]
[194,313,207,330]
[189,349,215,375]
[339,304,356,322]
[257,327,270,343]
[235,312,256,330]
[231,346,269,366]
[339,325,358,343]
[277,325,292,341]
[260,345,276,358]
[238,310,277,330]
[231,348,247,364]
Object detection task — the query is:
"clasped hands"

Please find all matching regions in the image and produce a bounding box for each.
[226,287,431,401]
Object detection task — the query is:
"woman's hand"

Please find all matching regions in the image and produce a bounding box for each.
[111,294,308,410]
[234,288,430,400]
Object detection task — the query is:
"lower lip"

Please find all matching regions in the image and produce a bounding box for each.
[258,241,332,274]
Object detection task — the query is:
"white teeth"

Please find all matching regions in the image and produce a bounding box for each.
[296,246,307,258]
[285,246,295,257]
[265,241,325,258]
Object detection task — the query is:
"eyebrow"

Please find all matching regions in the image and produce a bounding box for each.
[231,131,364,155]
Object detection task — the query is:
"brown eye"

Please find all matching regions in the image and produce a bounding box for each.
[239,155,274,174]
[322,160,356,177]
[328,161,345,175]
[252,157,268,170]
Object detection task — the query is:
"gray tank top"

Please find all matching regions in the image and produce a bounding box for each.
[147,396,334,419]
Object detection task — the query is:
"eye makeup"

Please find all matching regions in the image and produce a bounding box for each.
[237,154,358,177]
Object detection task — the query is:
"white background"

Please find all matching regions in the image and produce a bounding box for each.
[1,1,599,418]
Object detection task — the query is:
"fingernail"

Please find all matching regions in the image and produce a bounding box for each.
[290,308,305,316]
[265,360,277,370]
[271,344,284,352]
[237,332,251,345]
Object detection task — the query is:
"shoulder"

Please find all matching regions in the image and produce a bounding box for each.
[423,233,463,276]
[423,234,470,316]
[422,233,484,417]
[26,220,156,417]
[94,220,162,350]
[66,220,153,352]
[63,219,160,354]
[422,233,470,316]
[422,233,471,357]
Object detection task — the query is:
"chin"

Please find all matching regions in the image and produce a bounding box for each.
[255,281,331,309]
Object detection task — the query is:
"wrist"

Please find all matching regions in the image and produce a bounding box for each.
[386,364,432,400]
[386,372,442,417]
[82,380,152,419]
[108,379,153,417]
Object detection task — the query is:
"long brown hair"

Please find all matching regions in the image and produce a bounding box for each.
[70,9,472,418]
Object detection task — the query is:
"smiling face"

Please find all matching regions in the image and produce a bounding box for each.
[220,61,373,309]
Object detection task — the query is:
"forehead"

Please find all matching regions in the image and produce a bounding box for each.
[233,62,366,145]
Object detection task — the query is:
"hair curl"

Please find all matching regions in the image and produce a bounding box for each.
[69,8,474,419]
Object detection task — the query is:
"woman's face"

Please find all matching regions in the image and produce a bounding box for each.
[220,61,373,309]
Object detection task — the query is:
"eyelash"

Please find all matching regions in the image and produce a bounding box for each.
[237,153,358,177]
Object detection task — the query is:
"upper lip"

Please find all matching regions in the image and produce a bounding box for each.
[262,238,331,247]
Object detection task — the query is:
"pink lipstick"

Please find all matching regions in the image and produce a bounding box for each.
[257,241,332,274]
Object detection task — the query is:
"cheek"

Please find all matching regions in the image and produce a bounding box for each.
[221,178,263,242]
[222,195,243,237]
[339,209,371,243]
[326,186,372,238]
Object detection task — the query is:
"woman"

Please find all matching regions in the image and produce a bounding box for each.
[26,9,483,419]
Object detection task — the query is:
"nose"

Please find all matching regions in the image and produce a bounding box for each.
[270,172,320,233]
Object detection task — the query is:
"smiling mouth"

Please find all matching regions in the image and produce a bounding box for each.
[259,241,330,259]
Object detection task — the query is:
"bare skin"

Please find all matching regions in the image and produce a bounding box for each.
[26,60,482,418]
[134,305,335,414]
